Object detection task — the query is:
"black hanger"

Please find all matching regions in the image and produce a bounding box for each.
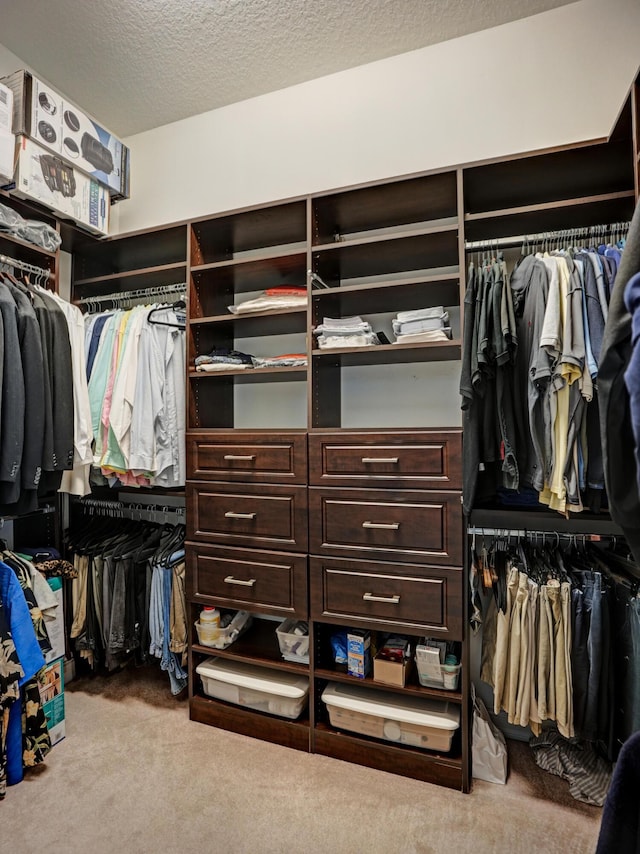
[147,300,186,328]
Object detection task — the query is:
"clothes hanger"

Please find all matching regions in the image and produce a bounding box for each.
[147,300,186,328]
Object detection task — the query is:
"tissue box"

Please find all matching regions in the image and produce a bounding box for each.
[347,629,371,679]
[12,135,109,235]
[1,70,129,199]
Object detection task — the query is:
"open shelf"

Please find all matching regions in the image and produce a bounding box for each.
[73,224,187,280]
[189,307,307,336]
[0,230,58,262]
[191,619,309,675]
[311,340,461,366]
[312,171,458,244]
[189,365,307,380]
[313,667,462,703]
[73,261,187,290]
[191,246,306,273]
[312,723,463,788]
[469,507,624,536]
[464,190,636,241]
[190,694,310,751]
[312,220,458,253]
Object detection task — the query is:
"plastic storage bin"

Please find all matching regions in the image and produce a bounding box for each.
[194,612,253,649]
[196,657,309,719]
[276,619,309,664]
[321,682,460,752]
[415,645,461,690]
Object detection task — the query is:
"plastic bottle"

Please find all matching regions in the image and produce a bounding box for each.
[198,607,221,644]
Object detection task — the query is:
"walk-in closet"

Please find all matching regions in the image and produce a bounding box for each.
[1,2,640,852]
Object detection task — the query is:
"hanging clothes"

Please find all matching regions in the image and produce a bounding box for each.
[84,302,186,488]
[66,514,187,692]
[461,231,627,516]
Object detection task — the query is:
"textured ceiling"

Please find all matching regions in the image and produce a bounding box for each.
[0,0,574,137]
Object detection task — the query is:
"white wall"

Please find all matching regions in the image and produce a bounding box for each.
[116,0,640,234]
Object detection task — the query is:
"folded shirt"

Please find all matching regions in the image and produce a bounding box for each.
[392,312,448,335]
[315,315,372,336]
[196,362,252,371]
[394,328,452,344]
[195,347,255,367]
[228,294,307,314]
[318,332,380,348]
[395,306,445,323]
[254,353,308,368]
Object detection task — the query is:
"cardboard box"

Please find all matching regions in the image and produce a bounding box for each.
[44,577,66,664]
[12,135,110,235]
[1,70,130,199]
[373,652,411,687]
[347,630,371,679]
[38,658,65,746]
[0,83,14,184]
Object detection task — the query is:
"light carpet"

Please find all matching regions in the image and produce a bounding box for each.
[2,666,602,854]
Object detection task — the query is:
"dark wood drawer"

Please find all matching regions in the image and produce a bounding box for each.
[310,556,462,638]
[187,482,308,552]
[187,431,307,483]
[187,543,308,617]
[309,487,462,565]
[309,430,462,489]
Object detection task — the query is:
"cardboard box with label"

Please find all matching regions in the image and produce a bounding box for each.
[1,70,130,200]
[0,82,15,185]
[38,657,65,746]
[347,630,371,679]
[44,576,66,665]
[13,135,109,235]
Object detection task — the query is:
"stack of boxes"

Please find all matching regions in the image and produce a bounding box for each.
[0,70,131,235]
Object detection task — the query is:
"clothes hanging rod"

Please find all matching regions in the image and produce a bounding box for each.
[73,497,186,519]
[468,526,612,543]
[0,252,51,280]
[464,221,630,251]
[76,281,186,306]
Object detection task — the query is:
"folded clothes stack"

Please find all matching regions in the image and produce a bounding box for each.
[253,353,308,368]
[228,285,307,315]
[195,348,256,371]
[391,306,452,343]
[314,316,380,349]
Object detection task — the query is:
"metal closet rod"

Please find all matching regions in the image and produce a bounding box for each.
[465,221,631,251]
[0,252,51,280]
[77,281,186,306]
[468,526,614,544]
[74,497,185,517]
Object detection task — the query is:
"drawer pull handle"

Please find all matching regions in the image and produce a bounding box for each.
[363,592,400,604]
[361,457,399,464]
[224,511,257,520]
[362,520,400,530]
[223,454,256,461]
[224,576,257,587]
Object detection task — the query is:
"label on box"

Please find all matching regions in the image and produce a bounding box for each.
[44,577,65,664]
[14,135,109,234]
[38,657,65,746]
[0,83,14,134]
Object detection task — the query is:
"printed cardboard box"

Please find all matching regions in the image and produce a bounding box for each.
[1,69,130,199]
[38,658,65,747]
[12,135,110,235]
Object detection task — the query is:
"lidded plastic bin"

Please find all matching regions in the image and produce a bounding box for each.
[196,657,309,719]
[276,618,309,664]
[322,682,460,752]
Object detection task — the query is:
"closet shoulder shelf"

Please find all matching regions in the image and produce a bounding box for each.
[311,221,459,252]
[0,230,58,261]
[73,261,187,288]
[191,246,306,273]
[464,189,635,222]
[311,340,462,365]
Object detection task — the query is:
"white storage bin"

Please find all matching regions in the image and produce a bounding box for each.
[415,655,461,691]
[276,619,309,664]
[322,682,460,752]
[196,657,309,719]
[194,612,253,649]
